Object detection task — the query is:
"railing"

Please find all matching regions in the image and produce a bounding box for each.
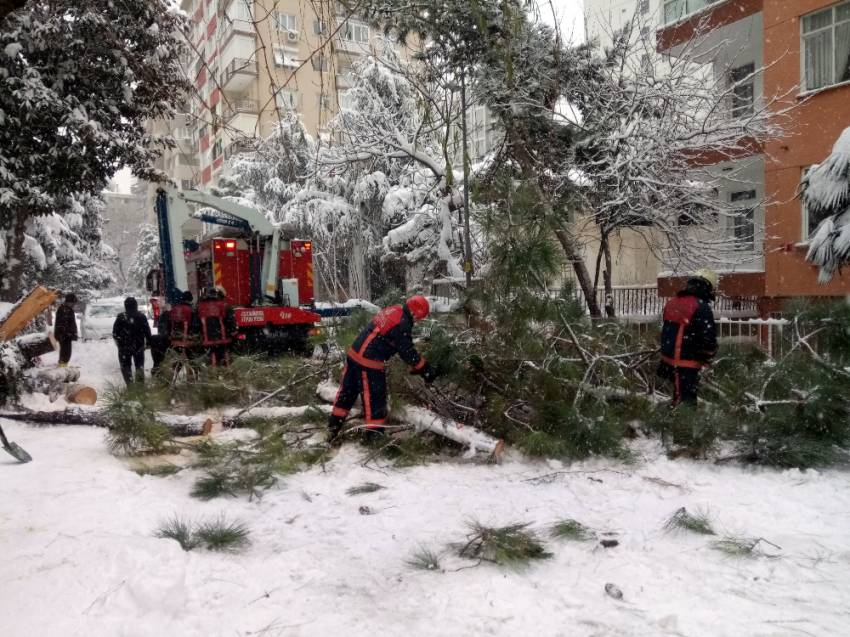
[221,57,257,85]
[223,99,259,120]
[223,138,255,160]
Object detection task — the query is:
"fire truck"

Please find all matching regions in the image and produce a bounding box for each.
[146,187,322,352]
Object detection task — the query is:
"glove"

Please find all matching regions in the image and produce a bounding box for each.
[421,362,439,384]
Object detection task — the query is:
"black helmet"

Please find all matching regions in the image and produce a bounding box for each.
[64,293,78,304]
[124,297,138,312]
[181,290,194,304]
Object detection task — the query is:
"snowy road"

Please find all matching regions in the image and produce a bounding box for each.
[1,342,850,636]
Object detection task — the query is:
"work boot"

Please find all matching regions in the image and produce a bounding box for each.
[362,426,385,446]
[327,415,344,445]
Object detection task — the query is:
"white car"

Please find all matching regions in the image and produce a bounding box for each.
[80,300,125,341]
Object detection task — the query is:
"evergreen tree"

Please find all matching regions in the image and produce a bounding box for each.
[0,0,189,300]
[128,224,161,291]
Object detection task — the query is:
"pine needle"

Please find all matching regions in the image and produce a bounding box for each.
[194,518,251,553]
[155,517,200,551]
[133,464,182,477]
[407,545,442,571]
[458,521,552,566]
[710,536,781,558]
[663,507,715,535]
[550,518,596,541]
[155,516,250,553]
[346,482,385,496]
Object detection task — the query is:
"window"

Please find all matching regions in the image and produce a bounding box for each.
[802,2,850,92]
[342,21,370,43]
[318,94,331,111]
[227,0,251,22]
[801,166,833,238]
[181,179,195,191]
[314,19,327,35]
[311,54,328,72]
[639,0,650,15]
[731,189,756,251]
[338,90,356,111]
[663,0,722,26]
[274,12,298,33]
[275,89,298,110]
[211,139,223,160]
[730,62,755,117]
[273,47,300,68]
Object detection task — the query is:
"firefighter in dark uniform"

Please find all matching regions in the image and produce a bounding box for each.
[54,293,78,367]
[168,291,198,375]
[112,297,152,385]
[658,269,718,405]
[197,286,235,366]
[328,295,438,441]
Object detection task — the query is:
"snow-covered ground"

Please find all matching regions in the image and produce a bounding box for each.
[2,342,850,636]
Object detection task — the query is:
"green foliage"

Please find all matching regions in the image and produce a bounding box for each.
[663,507,715,535]
[550,519,596,541]
[516,412,627,462]
[156,517,199,551]
[156,516,250,553]
[102,385,173,456]
[407,545,442,571]
[346,482,385,496]
[710,536,778,558]
[133,464,182,477]
[194,517,251,553]
[191,422,329,501]
[333,309,374,351]
[379,432,451,467]
[457,521,552,566]
[646,405,726,459]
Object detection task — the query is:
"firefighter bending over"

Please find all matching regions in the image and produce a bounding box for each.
[198,286,235,366]
[328,295,439,441]
[658,269,718,405]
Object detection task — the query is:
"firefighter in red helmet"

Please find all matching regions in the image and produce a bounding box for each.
[328,295,438,442]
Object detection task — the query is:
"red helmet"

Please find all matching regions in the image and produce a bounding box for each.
[406,295,430,321]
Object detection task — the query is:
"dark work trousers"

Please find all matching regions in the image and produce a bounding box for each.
[58,338,73,365]
[149,335,169,373]
[331,357,388,428]
[119,349,145,385]
[206,345,229,367]
[672,367,700,405]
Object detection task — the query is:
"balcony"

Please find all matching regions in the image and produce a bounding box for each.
[220,57,258,92]
[223,98,259,121]
[224,138,256,160]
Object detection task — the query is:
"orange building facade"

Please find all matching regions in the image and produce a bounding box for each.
[657,0,850,313]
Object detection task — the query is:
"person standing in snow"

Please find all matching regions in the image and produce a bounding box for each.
[112,297,152,385]
[657,269,718,405]
[328,295,439,442]
[54,293,78,368]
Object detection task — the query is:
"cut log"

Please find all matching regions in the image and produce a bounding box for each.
[316,381,504,458]
[15,332,55,360]
[0,286,58,342]
[65,384,97,405]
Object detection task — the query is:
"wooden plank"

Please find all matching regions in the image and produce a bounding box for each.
[0,286,59,342]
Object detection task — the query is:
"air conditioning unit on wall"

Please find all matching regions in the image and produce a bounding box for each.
[286,30,299,42]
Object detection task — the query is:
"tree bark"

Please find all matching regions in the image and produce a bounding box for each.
[553,228,602,318]
[1,207,29,302]
[602,234,615,318]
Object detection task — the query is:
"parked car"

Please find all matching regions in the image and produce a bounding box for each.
[80,299,125,341]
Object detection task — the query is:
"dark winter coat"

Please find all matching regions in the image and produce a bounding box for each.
[659,279,717,368]
[54,303,78,341]
[112,310,152,354]
[349,304,425,371]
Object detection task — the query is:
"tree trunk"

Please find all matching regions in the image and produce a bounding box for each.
[1,207,29,302]
[553,228,602,318]
[459,71,474,286]
[602,234,615,318]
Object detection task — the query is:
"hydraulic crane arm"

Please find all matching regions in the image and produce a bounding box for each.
[155,186,282,304]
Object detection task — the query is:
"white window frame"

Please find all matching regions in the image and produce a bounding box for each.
[342,21,370,44]
[663,0,723,26]
[273,47,300,69]
[274,12,299,34]
[730,189,757,251]
[800,1,850,93]
[275,89,299,110]
[338,89,356,112]
[729,62,755,118]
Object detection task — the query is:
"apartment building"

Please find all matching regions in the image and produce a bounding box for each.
[656,0,850,312]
